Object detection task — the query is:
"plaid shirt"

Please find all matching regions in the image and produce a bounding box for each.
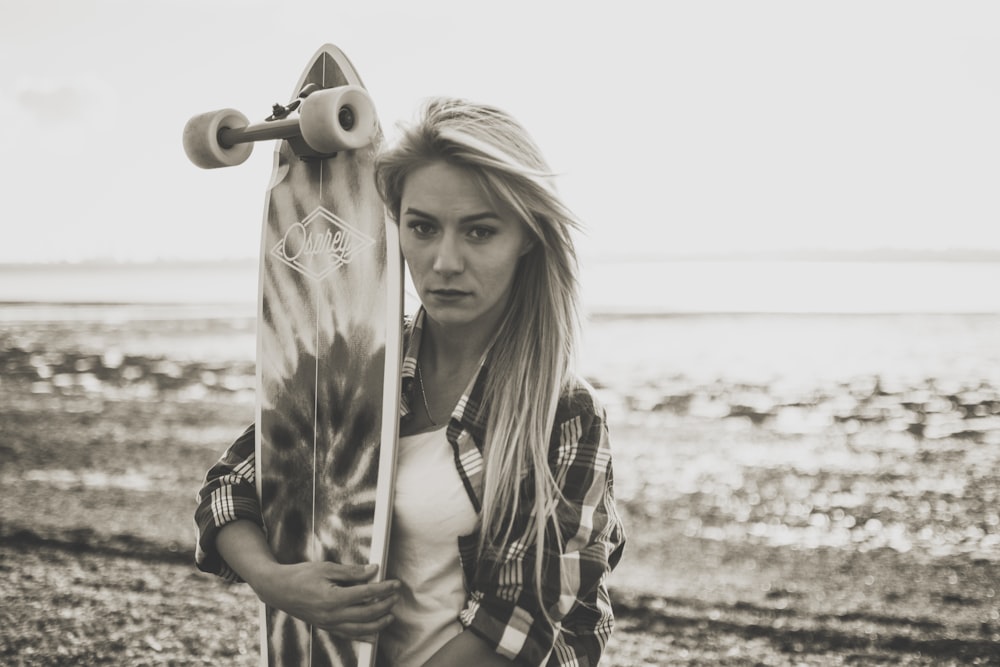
[195,309,625,666]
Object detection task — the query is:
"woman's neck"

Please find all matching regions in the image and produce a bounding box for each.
[420,319,491,378]
[406,313,499,432]
[420,309,501,377]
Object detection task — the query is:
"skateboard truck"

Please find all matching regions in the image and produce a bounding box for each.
[182,83,377,169]
[266,83,322,120]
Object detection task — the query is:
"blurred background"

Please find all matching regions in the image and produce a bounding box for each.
[2,1,999,664]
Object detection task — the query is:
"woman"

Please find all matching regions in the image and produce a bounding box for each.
[195,98,625,666]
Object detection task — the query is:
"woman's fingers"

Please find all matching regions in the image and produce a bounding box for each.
[330,578,400,607]
[261,561,401,635]
[319,561,380,584]
[320,584,400,625]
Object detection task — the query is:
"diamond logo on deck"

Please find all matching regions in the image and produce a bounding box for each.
[271,206,375,281]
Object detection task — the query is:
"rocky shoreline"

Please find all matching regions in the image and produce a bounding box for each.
[3,316,1000,664]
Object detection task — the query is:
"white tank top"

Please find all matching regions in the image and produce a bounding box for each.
[379,427,479,666]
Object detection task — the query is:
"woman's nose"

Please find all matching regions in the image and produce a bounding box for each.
[432,233,464,275]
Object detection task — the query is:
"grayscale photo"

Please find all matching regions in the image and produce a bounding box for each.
[2,1,998,665]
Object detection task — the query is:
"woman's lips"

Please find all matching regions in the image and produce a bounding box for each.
[429,288,470,301]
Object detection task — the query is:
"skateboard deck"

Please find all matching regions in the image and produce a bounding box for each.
[184,44,402,667]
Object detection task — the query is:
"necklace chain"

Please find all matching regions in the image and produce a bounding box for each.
[415,364,437,426]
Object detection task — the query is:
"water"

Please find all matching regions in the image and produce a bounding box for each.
[4,258,1000,399]
[3,259,999,559]
[581,260,1000,315]
[0,262,258,308]
[582,312,1000,388]
[4,259,1000,315]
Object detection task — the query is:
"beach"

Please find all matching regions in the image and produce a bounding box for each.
[2,294,1000,664]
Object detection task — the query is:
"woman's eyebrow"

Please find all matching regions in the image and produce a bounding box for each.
[458,212,501,224]
[402,207,435,220]
[402,207,500,224]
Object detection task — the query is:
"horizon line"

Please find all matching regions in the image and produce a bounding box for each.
[3,247,1000,266]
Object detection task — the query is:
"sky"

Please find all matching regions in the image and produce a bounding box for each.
[1,0,998,263]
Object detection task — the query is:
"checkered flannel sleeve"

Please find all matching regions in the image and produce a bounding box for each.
[193,424,262,582]
[460,384,626,666]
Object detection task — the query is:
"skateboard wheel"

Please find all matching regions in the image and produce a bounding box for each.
[183,108,253,169]
[299,85,377,154]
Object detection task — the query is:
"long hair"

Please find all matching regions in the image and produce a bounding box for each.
[375,98,582,620]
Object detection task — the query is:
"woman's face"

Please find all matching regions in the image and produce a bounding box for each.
[399,161,533,333]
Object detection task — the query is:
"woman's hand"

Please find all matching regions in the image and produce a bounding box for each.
[216,520,400,641]
[255,560,400,641]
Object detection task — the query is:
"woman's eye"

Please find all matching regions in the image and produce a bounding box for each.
[406,221,434,236]
[469,227,496,241]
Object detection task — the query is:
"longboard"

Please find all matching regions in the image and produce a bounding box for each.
[184,44,402,667]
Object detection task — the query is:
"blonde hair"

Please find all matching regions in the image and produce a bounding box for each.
[376,98,582,621]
